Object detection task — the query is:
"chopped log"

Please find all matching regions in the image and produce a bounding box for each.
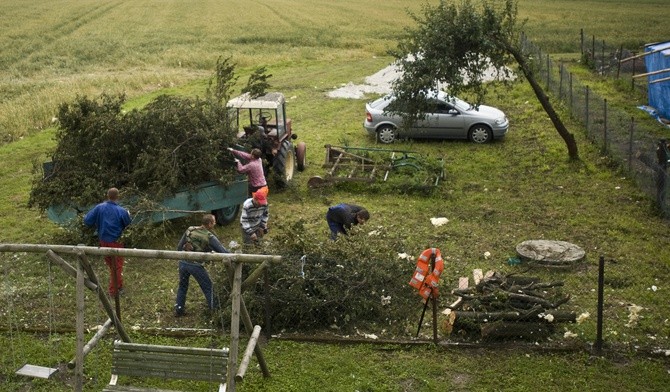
[481,321,554,340]
[507,292,571,309]
[441,309,457,335]
[473,269,483,285]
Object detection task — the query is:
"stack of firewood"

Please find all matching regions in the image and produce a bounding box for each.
[442,269,575,340]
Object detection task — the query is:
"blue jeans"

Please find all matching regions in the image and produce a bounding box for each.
[175,261,217,312]
[326,205,346,240]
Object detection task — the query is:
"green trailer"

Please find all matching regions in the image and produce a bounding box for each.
[44,161,248,226]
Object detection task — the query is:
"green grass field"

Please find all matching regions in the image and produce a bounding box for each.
[1,0,669,391]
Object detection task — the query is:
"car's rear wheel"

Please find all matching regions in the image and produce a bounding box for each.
[377,125,397,144]
[469,125,493,144]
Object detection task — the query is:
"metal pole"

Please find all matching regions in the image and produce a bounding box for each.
[595,256,605,355]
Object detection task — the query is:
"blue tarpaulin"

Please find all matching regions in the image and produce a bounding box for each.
[644,41,670,121]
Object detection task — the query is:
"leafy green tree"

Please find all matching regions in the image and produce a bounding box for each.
[391,0,578,159]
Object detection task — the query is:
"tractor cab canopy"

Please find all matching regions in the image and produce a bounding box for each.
[227,92,290,139]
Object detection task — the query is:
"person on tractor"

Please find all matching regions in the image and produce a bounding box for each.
[228,147,268,197]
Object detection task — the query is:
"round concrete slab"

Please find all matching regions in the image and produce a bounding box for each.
[516,240,585,266]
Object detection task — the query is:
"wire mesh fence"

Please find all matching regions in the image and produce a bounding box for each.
[523,32,670,218]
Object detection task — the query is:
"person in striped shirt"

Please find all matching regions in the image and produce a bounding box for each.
[240,192,269,244]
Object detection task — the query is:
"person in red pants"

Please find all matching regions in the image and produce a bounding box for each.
[84,187,132,297]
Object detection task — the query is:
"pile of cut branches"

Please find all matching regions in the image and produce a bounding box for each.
[443,271,575,340]
[29,58,267,213]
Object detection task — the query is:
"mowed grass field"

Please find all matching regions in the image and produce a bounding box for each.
[1,0,669,391]
[1,0,668,144]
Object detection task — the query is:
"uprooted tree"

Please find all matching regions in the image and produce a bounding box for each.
[390,0,579,159]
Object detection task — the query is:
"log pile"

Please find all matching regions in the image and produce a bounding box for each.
[442,269,575,340]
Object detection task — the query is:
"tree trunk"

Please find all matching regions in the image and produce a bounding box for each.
[508,45,579,160]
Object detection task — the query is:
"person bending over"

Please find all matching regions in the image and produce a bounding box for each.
[326,203,369,240]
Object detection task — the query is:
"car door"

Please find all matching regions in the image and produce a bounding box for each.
[411,98,444,138]
[433,100,465,139]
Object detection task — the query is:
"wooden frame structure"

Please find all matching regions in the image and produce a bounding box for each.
[0,243,280,392]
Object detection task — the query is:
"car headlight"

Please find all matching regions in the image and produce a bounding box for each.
[494,116,507,125]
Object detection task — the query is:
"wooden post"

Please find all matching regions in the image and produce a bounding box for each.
[46,250,130,342]
[226,264,271,378]
[227,261,243,391]
[241,261,269,293]
[235,325,262,383]
[72,250,131,342]
[74,259,85,392]
[68,318,113,369]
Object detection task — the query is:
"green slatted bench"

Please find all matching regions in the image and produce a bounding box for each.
[103,340,229,392]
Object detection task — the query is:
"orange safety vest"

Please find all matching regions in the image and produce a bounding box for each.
[408,248,444,300]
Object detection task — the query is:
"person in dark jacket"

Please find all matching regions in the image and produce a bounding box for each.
[84,187,132,297]
[174,214,229,317]
[326,203,370,240]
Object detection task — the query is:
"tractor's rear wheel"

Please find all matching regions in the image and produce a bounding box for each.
[296,141,307,171]
[273,140,295,187]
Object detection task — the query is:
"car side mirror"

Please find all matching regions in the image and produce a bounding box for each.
[448,109,459,115]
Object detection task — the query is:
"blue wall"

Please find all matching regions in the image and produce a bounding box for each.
[645,41,670,120]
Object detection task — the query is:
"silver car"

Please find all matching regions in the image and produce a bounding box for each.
[364,91,509,144]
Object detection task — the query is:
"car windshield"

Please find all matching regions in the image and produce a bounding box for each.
[445,96,473,111]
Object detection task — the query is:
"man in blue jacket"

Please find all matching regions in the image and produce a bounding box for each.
[84,188,132,297]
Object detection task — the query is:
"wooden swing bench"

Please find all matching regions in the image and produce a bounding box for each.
[103,341,228,392]
[104,325,261,392]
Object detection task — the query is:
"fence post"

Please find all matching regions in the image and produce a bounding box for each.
[656,139,669,216]
[585,86,590,137]
[546,54,551,89]
[601,39,605,76]
[569,72,573,112]
[616,44,623,78]
[628,117,634,172]
[559,61,564,100]
[603,99,608,153]
[580,28,584,55]
[594,256,605,356]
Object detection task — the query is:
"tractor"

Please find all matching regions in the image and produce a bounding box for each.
[227,92,306,186]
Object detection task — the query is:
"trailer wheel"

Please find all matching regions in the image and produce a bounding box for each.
[213,205,240,225]
[296,141,307,171]
[273,140,295,187]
